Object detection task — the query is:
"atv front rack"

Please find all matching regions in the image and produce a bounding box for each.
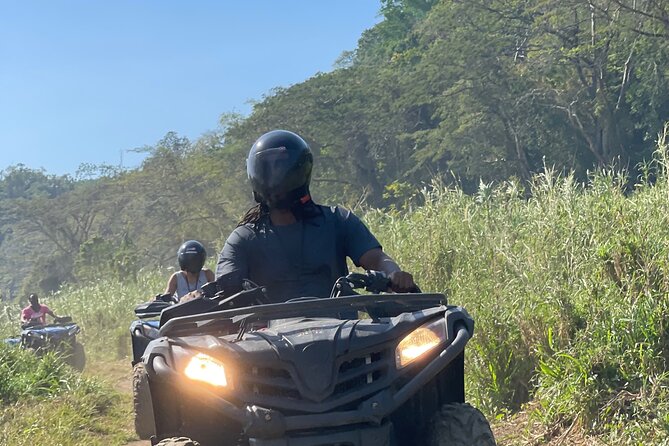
[159,293,446,338]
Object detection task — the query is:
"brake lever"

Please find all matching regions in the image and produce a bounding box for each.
[365,271,392,294]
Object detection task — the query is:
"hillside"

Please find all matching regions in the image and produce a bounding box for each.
[1,0,668,297]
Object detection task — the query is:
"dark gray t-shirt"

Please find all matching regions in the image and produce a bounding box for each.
[216,205,381,302]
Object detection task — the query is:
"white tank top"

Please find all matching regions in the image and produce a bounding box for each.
[175,271,207,299]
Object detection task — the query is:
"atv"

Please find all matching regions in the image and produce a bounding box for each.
[131,293,177,439]
[141,271,496,446]
[5,316,86,371]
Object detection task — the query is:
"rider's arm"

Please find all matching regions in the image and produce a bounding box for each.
[203,268,215,283]
[359,248,415,292]
[216,228,250,296]
[164,272,178,296]
[43,305,57,318]
[337,207,415,292]
[20,308,30,323]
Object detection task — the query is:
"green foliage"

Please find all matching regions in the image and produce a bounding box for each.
[0,346,71,404]
[74,236,141,283]
[0,345,133,445]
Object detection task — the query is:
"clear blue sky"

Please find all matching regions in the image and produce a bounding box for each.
[0,1,381,175]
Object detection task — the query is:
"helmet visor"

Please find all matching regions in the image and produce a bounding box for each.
[247,147,309,197]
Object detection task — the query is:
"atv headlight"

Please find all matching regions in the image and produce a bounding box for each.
[184,353,228,387]
[395,318,447,369]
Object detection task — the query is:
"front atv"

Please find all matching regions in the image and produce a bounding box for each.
[142,272,495,446]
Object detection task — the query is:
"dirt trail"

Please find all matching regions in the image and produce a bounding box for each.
[87,359,598,446]
[85,359,151,446]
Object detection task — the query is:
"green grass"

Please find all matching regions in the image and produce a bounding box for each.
[0,345,134,445]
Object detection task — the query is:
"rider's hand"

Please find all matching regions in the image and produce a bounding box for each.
[388,271,415,293]
[181,290,202,302]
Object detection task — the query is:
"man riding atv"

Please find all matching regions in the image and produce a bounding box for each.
[20,293,58,326]
[13,293,85,371]
[135,130,496,445]
[217,129,415,301]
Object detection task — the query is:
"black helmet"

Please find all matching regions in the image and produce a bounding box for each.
[247,130,313,209]
[177,240,206,274]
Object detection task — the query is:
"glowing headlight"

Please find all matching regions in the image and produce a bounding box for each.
[184,353,228,387]
[395,318,447,369]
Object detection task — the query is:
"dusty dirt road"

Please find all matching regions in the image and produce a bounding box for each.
[85,359,151,446]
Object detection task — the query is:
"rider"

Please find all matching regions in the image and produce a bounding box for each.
[164,240,215,301]
[20,293,57,325]
[216,129,415,302]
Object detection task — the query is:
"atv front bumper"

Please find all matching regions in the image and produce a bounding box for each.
[149,325,470,444]
[247,423,391,446]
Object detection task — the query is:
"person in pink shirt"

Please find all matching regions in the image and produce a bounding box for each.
[20,293,57,326]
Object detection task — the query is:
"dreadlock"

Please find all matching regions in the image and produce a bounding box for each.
[237,203,270,226]
[237,198,323,227]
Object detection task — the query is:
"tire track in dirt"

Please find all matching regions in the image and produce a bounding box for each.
[84,359,151,446]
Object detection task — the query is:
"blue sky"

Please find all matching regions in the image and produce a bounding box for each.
[0,1,381,175]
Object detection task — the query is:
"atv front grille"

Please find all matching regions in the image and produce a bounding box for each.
[237,348,390,407]
[334,351,385,395]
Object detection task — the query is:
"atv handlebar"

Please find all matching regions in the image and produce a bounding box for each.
[331,270,421,297]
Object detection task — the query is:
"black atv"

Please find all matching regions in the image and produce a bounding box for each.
[131,293,177,439]
[141,272,495,446]
[5,316,86,371]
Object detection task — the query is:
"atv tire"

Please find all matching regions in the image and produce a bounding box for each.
[68,342,86,371]
[155,438,200,446]
[133,362,155,440]
[426,403,496,446]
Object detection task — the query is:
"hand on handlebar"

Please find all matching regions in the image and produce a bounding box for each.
[388,271,418,293]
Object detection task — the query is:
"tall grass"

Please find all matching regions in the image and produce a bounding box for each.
[367,127,669,443]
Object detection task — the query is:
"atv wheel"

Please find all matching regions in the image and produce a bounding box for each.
[68,342,86,371]
[426,403,496,446]
[133,362,155,440]
[155,438,200,446]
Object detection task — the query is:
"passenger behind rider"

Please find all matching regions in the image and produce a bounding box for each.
[20,293,58,325]
[164,240,215,301]
[216,130,416,302]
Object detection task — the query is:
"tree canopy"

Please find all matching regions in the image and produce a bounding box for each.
[1,0,667,296]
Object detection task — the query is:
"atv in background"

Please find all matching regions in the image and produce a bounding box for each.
[141,271,496,446]
[130,293,177,440]
[5,316,86,371]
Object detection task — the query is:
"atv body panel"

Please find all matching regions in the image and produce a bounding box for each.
[131,319,161,364]
[143,292,474,445]
[20,323,81,350]
[130,299,173,364]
